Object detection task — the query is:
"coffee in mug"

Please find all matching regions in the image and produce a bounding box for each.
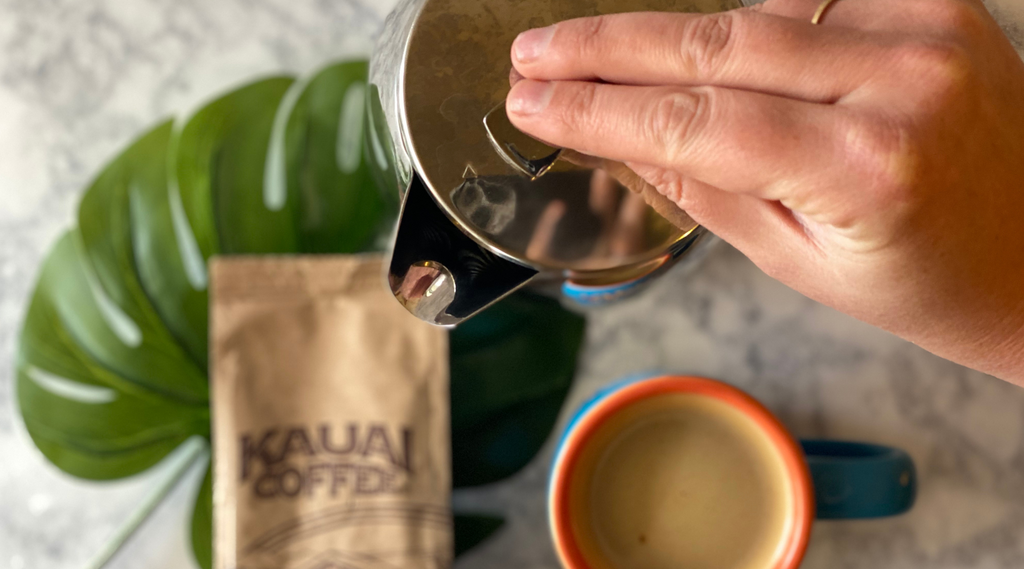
[551,376,916,569]
[568,393,792,569]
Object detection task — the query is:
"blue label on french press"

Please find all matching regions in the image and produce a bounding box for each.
[561,273,657,306]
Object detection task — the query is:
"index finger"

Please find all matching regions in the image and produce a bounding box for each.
[506,80,878,219]
[511,10,889,103]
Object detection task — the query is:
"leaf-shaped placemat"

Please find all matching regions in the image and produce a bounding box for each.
[29,226,208,403]
[173,77,298,256]
[364,82,403,212]
[451,292,585,487]
[191,466,213,569]
[454,514,505,557]
[282,61,391,253]
[130,121,211,367]
[17,232,209,479]
[17,59,586,568]
[72,121,210,402]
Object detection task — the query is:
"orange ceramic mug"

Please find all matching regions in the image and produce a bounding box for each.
[549,375,915,569]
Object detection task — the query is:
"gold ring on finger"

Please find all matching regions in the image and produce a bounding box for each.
[811,0,842,24]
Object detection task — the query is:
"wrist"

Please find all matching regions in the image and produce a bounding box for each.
[947,260,1024,385]
[989,314,1024,385]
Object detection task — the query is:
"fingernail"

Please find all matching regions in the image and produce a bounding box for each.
[507,81,554,116]
[513,26,555,63]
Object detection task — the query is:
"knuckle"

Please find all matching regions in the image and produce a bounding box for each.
[648,89,713,161]
[672,177,710,216]
[560,82,600,132]
[840,115,921,202]
[574,15,609,59]
[641,170,706,218]
[643,168,682,198]
[679,12,738,78]
[925,0,987,35]
[897,40,974,96]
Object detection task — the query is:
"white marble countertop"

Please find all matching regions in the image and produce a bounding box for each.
[2,1,1024,568]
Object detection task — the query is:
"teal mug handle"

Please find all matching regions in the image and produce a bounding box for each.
[800,440,917,519]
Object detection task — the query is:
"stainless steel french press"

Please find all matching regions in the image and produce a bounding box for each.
[367,0,741,326]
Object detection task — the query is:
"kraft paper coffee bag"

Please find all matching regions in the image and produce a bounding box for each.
[210,255,452,569]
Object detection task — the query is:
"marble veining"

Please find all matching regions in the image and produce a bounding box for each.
[1,0,1023,568]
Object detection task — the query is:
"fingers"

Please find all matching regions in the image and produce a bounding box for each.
[625,164,821,281]
[585,170,647,258]
[595,157,698,231]
[609,192,648,257]
[525,199,567,262]
[509,0,993,104]
[511,10,885,103]
[589,169,620,226]
[761,0,993,38]
[507,80,859,215]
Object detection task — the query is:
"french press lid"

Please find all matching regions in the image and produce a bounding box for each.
[374,0,742,325]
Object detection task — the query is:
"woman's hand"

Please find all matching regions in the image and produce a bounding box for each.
[507,0,1024,383]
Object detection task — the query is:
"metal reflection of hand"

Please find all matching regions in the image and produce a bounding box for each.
[561,150,696,231]
[526,168,648,267]
[397,263,444,302]
[390,261,457,324]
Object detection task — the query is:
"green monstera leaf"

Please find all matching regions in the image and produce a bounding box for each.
[129,120,211,369]
[191,466,214,569]
[454,514,506,557]
[174,76,299,256]
[73,121,209,403]
[17,60,585,569]
[17,233,209,479]
[451,292,585,487]
[281,60,392,253]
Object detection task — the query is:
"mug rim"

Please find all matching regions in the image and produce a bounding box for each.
[549,375,815,569]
